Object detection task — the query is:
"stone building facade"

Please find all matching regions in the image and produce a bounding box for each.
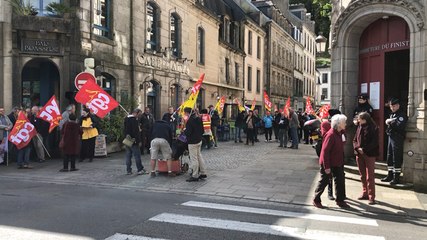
[253,1,295,110]
[331,0,427,190]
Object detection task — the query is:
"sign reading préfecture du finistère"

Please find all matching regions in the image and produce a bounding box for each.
[21,39,60,54]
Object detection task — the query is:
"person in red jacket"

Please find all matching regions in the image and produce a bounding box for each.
[353,112,379,205]
[60,114,82,172]
[313,114,350,209]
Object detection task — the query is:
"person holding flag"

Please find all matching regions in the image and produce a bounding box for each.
[79,107,99,162]
[29,106,49,163]
[9,111,37,169]
[263,111,273,142]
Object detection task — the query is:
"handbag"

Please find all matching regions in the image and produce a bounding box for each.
[177,133,187,143]
[122,134,135,147]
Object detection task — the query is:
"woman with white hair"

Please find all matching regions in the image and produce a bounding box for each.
[313,114,350,209]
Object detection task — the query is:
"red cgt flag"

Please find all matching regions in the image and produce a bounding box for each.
[283,97,291,117]
[8,111,38,149]
[75,79,119,118]
[263,91,272,112]
[37,95,62,133]
[305,97,315,115]
[318,104,331,119]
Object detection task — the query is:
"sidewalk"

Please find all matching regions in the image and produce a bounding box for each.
[1,141,426,218]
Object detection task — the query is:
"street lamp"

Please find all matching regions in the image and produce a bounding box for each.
[315,33,327,53]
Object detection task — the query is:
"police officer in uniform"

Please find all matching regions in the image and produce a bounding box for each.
[353,94,374,118]
[382,98,407,185]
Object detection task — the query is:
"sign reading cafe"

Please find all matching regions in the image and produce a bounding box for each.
[137,54,190,75]
[21,39,60,54]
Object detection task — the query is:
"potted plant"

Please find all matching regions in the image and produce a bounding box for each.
[45,2,73,17]
[7,0,38,16]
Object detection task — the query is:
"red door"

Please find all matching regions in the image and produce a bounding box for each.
[359,17,410,161]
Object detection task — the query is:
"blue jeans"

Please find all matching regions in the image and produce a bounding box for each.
[290,127,299,148]
[125,145,143,173]
[17,146,31,167]
[234,127,242,141]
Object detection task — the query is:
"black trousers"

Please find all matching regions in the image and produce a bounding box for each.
[80,137,96,161]
[264,127,272,140]
[387,135,404,173]
[246,128,255,144]
[314,166,346,202]
[63,154,77,169]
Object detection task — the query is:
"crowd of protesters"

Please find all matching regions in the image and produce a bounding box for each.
[0,93,408,203]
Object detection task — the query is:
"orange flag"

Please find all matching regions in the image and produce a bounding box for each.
[37,95,62,133]
[250,98,256,111]
[8,111,38,149]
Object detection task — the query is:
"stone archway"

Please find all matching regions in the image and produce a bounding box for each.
[330,1,426,187]
[331,0,425,118]
[21,58,60,108]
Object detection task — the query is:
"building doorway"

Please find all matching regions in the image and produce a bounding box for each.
[358,16,410,161]
[21,58,60,108]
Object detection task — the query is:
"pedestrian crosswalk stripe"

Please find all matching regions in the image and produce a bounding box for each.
[182,201,378,227]
[104,233,168,240]
[149,213,385,240]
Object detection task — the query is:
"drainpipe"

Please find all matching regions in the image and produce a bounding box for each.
[129,0,135,109]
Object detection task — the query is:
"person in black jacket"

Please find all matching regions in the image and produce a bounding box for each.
[29,106,49,163]
[149,119,174,177]
[124,108,147,175]
[184,107,206,182]
[210,109,220,148]
[234,110,245,143]
[273,110,281,142]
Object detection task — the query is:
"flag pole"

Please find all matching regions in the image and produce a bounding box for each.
[36,134,51,158]
[6,131,9,166]
[118,104,130,115]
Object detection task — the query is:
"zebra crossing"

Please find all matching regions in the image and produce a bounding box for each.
[105,201,386,240]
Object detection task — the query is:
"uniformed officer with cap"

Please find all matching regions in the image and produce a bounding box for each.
[382,98,408,185]
[353,94,374,118]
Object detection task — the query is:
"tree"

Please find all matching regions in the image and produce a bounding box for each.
[289,0,332,37]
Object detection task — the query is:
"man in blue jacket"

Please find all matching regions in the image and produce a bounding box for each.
[263,111,273,142]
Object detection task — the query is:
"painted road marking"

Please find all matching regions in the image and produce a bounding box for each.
[182,201,378,226]
[149,213,385,240]
[105,233,168,240]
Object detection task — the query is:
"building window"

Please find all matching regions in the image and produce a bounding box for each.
[170,13,181,57]
[322,73,328,83]
[223,17,231,43]
[146,2,160,51]
[256,69,260,93]
[235,63,239,85]
[257,36,261,59]
[225,58,230,84]
[248,31,252,55]
[30,0,60,16]
[321,88,328,100]
[247,66,252,91]
[197,27,205,65]
[93,0,111,38]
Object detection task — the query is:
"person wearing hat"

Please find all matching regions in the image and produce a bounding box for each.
[353,94,374,119]
[382,98,408,185]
